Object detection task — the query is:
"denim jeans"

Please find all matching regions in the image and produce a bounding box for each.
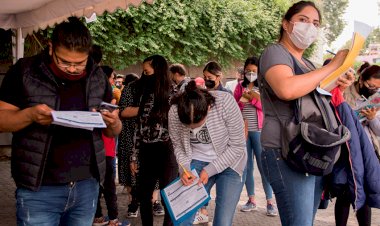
[179,160,245,226]
[16,178,99,226]
[244,131,273,200]
[261,148,323,226]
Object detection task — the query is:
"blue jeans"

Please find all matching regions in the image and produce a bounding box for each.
[261,148,323,226]
[16,178,99,226]
[179,160,245,226]
[244,131,273,200]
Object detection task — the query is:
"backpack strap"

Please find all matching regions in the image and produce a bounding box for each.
[259,53,306,125]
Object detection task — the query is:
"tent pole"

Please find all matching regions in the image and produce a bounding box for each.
[12,28,24,64]
[16,28,24,61]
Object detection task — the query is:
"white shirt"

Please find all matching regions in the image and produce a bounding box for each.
[225,80,238,93]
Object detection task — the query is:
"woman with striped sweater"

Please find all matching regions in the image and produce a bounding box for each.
[168,80,247,226]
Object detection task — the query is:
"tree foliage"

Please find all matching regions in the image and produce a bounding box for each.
[88,0,286,69]
[365,27,380,49]
[322,0,349,45]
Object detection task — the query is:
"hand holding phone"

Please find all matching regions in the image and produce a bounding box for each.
[98,101,119,113]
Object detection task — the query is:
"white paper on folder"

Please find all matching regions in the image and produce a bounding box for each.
[162,169,209,221]
[320,21,373,92]
[354,21,373,39]
[52,111,106,131]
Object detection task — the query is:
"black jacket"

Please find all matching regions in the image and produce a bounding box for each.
[7,50,109,191]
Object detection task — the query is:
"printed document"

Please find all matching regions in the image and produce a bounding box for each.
[161,169,210,224]
[51,111,106,130]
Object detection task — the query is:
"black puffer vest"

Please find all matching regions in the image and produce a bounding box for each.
[9,51,107,191]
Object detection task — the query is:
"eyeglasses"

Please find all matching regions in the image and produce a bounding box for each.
[363,80,379,90]
[54,51,87,71]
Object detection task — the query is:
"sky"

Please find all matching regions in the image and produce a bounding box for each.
[330,0,380,50]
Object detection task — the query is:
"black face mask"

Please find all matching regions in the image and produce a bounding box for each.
[359,84,378,98]
[205,80,216,89]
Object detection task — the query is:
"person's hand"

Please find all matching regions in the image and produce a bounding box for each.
[361,106,379,120]
[249,90,260,100]
[101,108,121,129]
[198,169,209,186]
[330,49,349,69]
[180,171,196,186]
[337,68,355,92]
[100,99,121,129]
[130,161,139,176]
[242,91,251,100]
[30,104,53,125]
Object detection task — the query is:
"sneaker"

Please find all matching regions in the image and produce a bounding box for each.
[152,201,165,216]
[93,216,109,226]
[127,202,139,218]
[193,211,208,225]
[127,209,138,218]
[240,201,257,212]
[266,203,278,216]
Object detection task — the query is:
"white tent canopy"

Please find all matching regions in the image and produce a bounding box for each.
[0,0,153,145]
[0,0,153,37]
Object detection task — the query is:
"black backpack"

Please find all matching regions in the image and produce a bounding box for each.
[259,54,351,176]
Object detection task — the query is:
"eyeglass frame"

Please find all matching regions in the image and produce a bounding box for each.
[53,50,88,72]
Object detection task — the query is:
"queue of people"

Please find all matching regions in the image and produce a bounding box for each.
[0,1,379,226]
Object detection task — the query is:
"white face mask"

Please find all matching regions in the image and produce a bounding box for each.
[190,120,206,135]
[245,72,257,83]
[288,21,319,49]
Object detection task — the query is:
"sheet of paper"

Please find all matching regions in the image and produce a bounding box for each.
[320,21,372,92]
[161,169,210,224]
[354,92,380,122]
[51,111,106,130]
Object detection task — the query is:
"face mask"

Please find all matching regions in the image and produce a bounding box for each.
[359,84,378,98]
[245,72,257,83]
[288,22,319,49]
[190,120,206,135]
[205,80,216,89]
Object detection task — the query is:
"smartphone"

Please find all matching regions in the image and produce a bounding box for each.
[98,101,119,112]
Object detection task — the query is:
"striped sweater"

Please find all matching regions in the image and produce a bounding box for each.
[168,90,247,178]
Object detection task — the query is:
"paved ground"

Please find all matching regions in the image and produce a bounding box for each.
[0,155,379,226]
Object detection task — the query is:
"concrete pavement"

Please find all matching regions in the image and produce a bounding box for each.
[0,157,379,226]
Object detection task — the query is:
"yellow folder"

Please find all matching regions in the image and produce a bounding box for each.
[320,32,366,92]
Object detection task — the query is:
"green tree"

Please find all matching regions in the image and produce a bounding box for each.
[322,0,349,45]
[365,27,380,49]
[88,0,287,69]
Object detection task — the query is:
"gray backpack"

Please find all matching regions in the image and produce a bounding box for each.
[259,55,351,176]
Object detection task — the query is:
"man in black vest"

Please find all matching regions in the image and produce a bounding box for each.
[0,17,121,226]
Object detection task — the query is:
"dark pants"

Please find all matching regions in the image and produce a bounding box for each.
[138,141,178,226]
[335,193,371,226]
[95,156,118,220]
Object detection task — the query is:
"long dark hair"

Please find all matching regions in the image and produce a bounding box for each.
[242,56,259,88]
[279,1,321,40]
[171,80,215,125]
[139,55,171,121]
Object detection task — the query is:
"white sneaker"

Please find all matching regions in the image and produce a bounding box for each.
[193,211,208,225]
